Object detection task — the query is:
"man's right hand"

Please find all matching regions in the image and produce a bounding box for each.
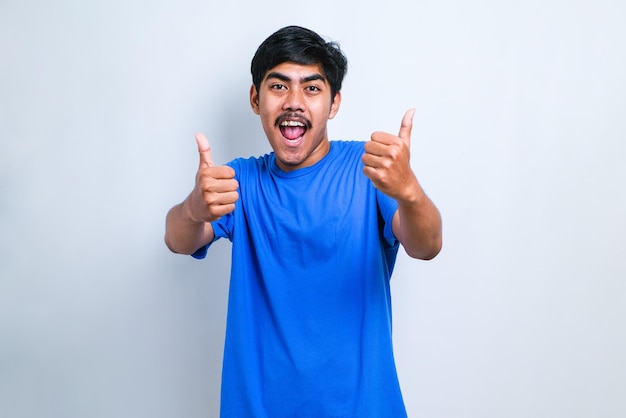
[184,132,239,223]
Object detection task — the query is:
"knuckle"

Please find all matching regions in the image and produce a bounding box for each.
[380,159,393,170]
[203,194,215,206]
[370,131,383,141]
[203,190,220,205]
[200,180,214,193]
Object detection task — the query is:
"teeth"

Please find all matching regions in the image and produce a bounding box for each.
[280,120,305,127]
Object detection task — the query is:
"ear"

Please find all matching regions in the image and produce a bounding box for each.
[250,84,260,115]
[328,91,342,120]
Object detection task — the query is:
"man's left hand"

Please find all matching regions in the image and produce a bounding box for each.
[362,109,419,202]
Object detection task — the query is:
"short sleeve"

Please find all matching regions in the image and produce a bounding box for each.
[190,212,234,259]
[376,188,399,248]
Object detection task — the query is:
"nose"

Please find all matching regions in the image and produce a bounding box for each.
[283,88,305,112]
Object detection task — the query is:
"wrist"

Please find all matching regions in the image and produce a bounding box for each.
[182,195,203,224]
[395,177,424,207]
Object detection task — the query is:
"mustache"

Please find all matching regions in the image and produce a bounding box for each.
[274,113,312,129]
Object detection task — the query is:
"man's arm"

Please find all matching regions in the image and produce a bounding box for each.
[362,109,442,260]
[164,133,239,255]
[391,185,442,260]
[165,200,216,255]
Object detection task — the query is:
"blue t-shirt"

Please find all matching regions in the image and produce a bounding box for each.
[193,141,407,417]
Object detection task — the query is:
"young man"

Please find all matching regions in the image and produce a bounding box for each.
[165,25,442,417]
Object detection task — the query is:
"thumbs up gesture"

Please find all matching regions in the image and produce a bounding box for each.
[186,132,239,223]
[362,109,420,202]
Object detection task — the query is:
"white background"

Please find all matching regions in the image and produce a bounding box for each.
[1,1,625,417]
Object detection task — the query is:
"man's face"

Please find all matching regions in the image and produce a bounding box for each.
[250,62,341,171]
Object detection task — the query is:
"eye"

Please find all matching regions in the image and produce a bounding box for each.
[305,85,321,93]
[271,84,286,90]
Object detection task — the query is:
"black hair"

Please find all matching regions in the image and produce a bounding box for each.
[251,26,348,99]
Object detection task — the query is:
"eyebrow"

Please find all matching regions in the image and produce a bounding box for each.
[265,71,327,84]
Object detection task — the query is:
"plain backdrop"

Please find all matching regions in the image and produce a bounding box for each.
[1,1,625,417]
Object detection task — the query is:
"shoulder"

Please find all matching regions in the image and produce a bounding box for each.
[329,140,365,163]
[227,153,272,177]
[332,140,365,152]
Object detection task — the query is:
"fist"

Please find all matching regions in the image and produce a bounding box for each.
[186,132,239,223]
[362,109,419,201]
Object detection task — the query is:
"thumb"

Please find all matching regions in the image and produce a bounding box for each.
[195,132,214,168]
[398,108,415,143]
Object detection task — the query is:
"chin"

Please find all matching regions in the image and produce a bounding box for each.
[276,155,304,170]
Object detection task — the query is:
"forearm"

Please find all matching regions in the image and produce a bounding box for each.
[393,183,442,260]
[164,199,214,255]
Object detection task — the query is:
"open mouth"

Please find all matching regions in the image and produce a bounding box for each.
[279,120,307,141]
[276,114,311,142]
